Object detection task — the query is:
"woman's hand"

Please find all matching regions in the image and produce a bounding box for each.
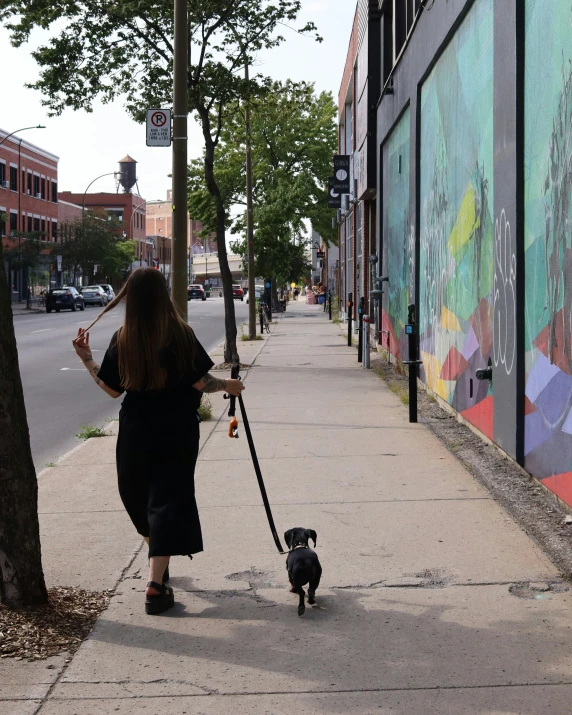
[73,329,93,362]
[225,378,245,397]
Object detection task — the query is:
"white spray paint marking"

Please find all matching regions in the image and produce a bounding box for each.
[31,329,52,334]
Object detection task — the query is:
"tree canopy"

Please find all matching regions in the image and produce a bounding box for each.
[55,215,136,282]
[0,0,321,361]
[188,79,337,286]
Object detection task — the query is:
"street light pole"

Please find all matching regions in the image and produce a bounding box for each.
[244,58,256,339]
[171,0,189,318]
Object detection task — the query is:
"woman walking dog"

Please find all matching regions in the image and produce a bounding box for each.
[72,268,244,615]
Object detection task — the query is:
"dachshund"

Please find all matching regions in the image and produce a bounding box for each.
[284,527,322,616]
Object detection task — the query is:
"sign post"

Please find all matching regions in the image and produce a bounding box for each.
[146,109,172,147]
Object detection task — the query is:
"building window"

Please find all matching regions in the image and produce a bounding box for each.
[9,212,17,235]
[52,221,58,242]
[41,218,46,238]
[0,214,5,237]
[51,181,58,203]
[33,217,40,232]
[27,216,32,233]
[41,178,46,200]
[33,175,40,197]
[21,170,25,193]
[27,172,32,195]
[10,166,17,192]
[0,163,6,186]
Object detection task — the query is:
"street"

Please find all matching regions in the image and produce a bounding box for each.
[13,296,248,470]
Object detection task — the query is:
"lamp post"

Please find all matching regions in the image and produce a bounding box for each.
[0,125,46,303]
[82,172,121,218]
[0,125,45,149]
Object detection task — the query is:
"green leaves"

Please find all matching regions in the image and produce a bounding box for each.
[55,215,136,279]
[189,79,337,284]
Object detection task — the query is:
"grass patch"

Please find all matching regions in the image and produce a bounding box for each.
[45,462,56,468]
[241,334,263,341]
[374,359,410,406]
[76,425,110,440]
[198,395,213,422]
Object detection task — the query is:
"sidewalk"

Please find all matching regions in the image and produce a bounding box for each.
[10,301,44,316]
[3,301,572,714]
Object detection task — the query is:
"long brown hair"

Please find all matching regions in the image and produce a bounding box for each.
[81,268,196,390]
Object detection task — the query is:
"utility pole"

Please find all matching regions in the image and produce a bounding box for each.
[171,0,188,316]
[245,59,256,339]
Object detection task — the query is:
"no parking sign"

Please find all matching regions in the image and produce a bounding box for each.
[146,109,171,147]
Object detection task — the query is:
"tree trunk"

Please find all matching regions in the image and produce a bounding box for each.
[0,241,47,606]
[201,126,240,365]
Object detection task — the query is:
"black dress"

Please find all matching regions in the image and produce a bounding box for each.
[98,332,214,557]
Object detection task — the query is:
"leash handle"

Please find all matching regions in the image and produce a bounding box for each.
[238,394,286,554]
[224,363,240,438]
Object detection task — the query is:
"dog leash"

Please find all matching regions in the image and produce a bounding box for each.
[225,363,287,555]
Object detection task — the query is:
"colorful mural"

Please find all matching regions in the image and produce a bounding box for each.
[382,108,411,361]
[419,0,494,438]
[524,0,572,502]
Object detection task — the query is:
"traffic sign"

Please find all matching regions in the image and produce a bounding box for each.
[146,109,172,147]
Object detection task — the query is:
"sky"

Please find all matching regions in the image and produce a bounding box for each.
[0,1,356,204]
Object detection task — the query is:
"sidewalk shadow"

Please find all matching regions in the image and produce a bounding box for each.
[90,584,571,714]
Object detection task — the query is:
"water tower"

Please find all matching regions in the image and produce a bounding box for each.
[118,155,137,194]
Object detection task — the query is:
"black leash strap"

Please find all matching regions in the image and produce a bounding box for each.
[225,363,286,554]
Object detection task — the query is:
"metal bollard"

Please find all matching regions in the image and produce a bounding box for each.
[357,296,364,363]
[347,292,353,347]
[363,315,371,368]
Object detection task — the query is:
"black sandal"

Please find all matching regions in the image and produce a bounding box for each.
[145,581,175,615]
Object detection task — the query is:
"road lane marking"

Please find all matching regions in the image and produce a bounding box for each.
[76,321,90,324]
[60,368,85,371]
[31,329,52,334]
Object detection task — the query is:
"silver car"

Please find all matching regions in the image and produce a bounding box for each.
[98,283,116,301]
[82,286,108,306]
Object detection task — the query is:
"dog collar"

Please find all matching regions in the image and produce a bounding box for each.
[293,543,308,549]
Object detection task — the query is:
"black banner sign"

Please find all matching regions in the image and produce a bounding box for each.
[333,155,351,192]
[328,177,341,208]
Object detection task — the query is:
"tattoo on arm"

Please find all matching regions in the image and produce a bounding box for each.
[199,373,227,393]
[84,358,101,386]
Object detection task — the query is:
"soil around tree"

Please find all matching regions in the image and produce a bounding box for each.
[0,587,109,661]
[371,354,572,580]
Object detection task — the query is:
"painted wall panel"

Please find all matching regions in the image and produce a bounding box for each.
[524,0,572,502]
[419,0,494,437]
[382,108,411,361]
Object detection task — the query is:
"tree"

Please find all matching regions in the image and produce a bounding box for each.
[188,80,337,288]
[55,216,136,283]
[0,241,48,606]
[0,0,319,363]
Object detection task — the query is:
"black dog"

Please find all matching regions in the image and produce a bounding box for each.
[284,528,322,616]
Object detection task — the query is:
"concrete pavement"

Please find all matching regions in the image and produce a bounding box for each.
[3,301,572,714]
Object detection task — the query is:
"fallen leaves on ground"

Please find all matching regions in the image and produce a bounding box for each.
[0,587,110,661]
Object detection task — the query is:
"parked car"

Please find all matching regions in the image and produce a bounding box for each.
[246,285,264,304]
[46,287,85,313]
[98,283,116,301]
[82,286,109,307]
[232,284,244,301]
[188,284,207,301]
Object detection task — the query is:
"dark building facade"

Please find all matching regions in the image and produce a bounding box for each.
[336,0,572,507]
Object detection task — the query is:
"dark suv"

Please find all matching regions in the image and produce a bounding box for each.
[46,287,85,313]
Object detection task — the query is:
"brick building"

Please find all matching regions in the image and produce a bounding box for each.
[0,127,60,300]
[59,155,151,267]
[146,190,216,254]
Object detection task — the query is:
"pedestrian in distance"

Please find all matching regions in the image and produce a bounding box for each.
[72,267,244,615]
